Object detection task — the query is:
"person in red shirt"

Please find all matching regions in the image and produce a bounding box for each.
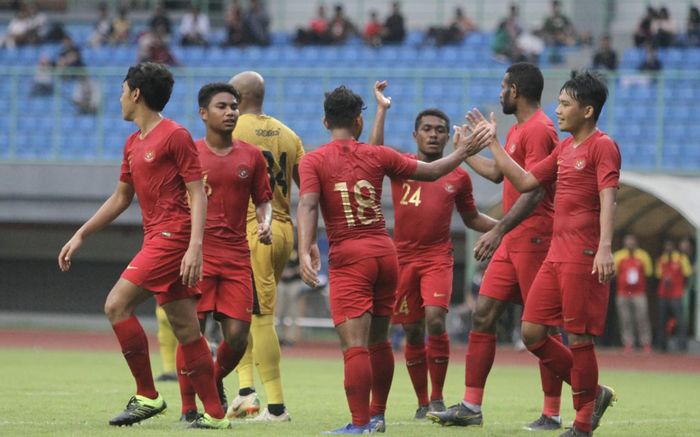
[465,71,620,437]
[613,233,653,354]
[296,85,481,434]
[655,239,692,351]
[368,81,497,419]
[57,63,228,429]
[175,82,273,422]
[428,62,562,430]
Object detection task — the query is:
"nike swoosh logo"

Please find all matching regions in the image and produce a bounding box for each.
[433,293,446,297]
[564,317,576,322]
[180,369,194,376]
[126,265,138,270]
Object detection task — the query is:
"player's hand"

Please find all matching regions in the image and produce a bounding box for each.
[452,124,483,157]
[257,222,272,245]
[466,109,498,145]
[58,233,83,272]
[474,228,503,262]
[180,245,203,287]
[373,80,391,110]
[592,247,615,283]
[300,244,321,287]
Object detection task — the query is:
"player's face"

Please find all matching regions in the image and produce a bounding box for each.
[203,92,239,134]
[555,89,590,133]
[413,115,449,156]
[499,74,516,115]
[120,81,136,121]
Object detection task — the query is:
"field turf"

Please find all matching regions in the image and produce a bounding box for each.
[2,347,700,436]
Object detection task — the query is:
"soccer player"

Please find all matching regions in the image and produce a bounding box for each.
[466,71,620,437]
[226,71,304,422]
[368,81,497,419]
[428,62,563,430]
[297,85,482,434]
[57,62,229,429]
[176,82,273,422]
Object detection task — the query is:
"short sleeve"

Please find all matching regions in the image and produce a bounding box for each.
[299,153,321,195]
[119,137,133,185]
[251,149,273,205]
[530,144,560,187]
[455,171,477,215]
[377,147,418,179]
[592,137,621,191]
[522,123,557,171]
[168,128,202,184]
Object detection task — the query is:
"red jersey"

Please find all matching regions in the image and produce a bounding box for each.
[195,139,272,254]
[531,129,621,264]
[614,248,653,295]
[501,109,557,251]
[299,139,417,266]
[119,118,202,238]
[391,155,476,259]
[656,251,692,298]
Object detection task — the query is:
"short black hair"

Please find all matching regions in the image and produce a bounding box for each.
[123,62,174,112]
[505,62,544,102]
[323,86,365,129]
[414,108,450,132]
[560,70,608,121]
[198,82,240,108]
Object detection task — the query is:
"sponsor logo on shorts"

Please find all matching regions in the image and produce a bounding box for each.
[509,143,517,153]
[237,165,251,179]
[161,231,172,238]
[245,307,253,313]
[564,317,576,322]
[126,265,138,270]
[575,158,586,170]
[433,292,446,298]
[144,150,155,162]
[180,369,194,376]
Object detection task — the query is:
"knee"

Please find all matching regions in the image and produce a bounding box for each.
[403,324,424,345]
[521,324,544,347]
[104,297,128,324]
[471,309,495,333]
[426,316,446,336]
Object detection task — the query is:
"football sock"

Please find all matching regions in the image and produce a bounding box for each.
[214,340,245,382]
[155,305,177,373]
[527,335,572,385]
[112,316,158,399]
[427,333,449,401]
[404,341,429,406]
[344,347,372,426]
[251,315,285,405]
[369,341,394,417]
[540,334,564,417]
[176,344,197,413]
[463,331,496,406]
[571,343,598,433]
[181,336,225,419]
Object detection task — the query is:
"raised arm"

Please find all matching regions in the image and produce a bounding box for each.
[368,80,391,146]
[592,187,617,284]
[58,181,135,272]
[297,192,321,287]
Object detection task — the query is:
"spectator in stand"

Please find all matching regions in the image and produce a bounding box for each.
[655,239,692,352]
[242,0,271,46]
[90,2,112,47]
[149,2,172,39]
[31,55,54,96]
[2,5,34,48]
[634,7,657,47]
[56,35,84,78]
[294,5,330,45]
[223,0,244,46]
[328,4,358,44]
[652,6,677,47]
[382,1,405,44]
[426,6,476,46]
[540,0,576,46]
[492,4,522,59]
[138,25,178,66]
[180,4,210,46]
[638,44,662,71]
[27,3,48,43]
[363,10,383,47]
[613,234,653,355]
[687,6,700,46]
[592,34,618,70]
[72,75,101,115]
[110,6,131,45]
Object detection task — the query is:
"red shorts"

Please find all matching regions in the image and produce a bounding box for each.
[392,254,453,324]
[197,249,253,323]
[523,261,610,336]
[328,254,399,326]
[120,233,200,306]
[480,244,548,305]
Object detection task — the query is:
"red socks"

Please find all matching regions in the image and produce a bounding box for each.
[463,331,496,405]
[369,341,394,417]
[540,334,564,417]
[180,336,225,419]
[571,343,598,433]
[112,316,157,399]
[214,340,246,382]
[343,347,372,426]
[527,335,572,385]
[404,342,429,406]
[176,344,197,413]
[427,333,449,401]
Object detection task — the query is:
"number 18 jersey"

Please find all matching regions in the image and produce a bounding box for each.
[299,139,417,266]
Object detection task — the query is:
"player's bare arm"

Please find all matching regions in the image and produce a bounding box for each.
[181,179,206,287]
[293,164,301,188]
[256,200,273,244]
[461,108,505,183]
[368,80,391,146]
[593,187,617,284]
[58,181,135,272]
[460,208,498,234]
[474,187,545,262]
[297,192,322,287]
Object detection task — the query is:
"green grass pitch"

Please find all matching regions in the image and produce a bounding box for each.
[2,348,699,436]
